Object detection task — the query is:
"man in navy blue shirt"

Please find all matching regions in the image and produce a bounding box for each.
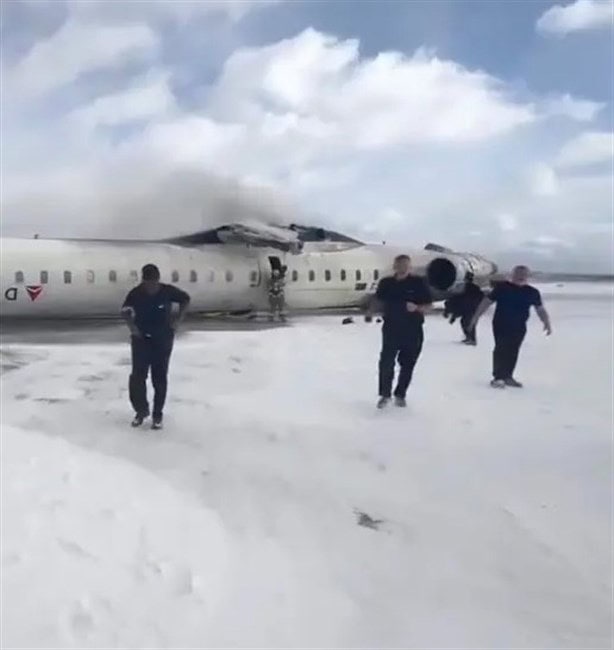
[471,265,551,388]
[121,264,190,429]
[371,254,432,408]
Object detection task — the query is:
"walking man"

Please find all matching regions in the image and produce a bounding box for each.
[121,264,190,429]
[458,272,484,345]
[372,254,432,408]
[470,265,551,388]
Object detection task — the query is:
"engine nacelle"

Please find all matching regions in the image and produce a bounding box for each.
[425,254,498,298]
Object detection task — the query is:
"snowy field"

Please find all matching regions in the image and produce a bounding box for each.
[1,285,613,649]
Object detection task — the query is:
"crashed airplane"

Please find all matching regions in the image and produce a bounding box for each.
[0,222,497,319]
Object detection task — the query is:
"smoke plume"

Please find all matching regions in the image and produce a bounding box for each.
[1,162,302,240]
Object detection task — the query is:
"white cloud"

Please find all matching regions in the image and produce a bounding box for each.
[532,235,574,248]
[542,94,604,121]
[1,19,612,272]
[9,20,158,98]
[68,0,282,25]
[537,0,614,36]
[135,117,247,166]
[529,163,560,196]
[556,131,614,168]
[497,213,519,232]
[69,74,176,129]
[209,30,536,149]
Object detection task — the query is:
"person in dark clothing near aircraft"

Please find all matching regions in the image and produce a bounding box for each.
[443,294,462,324]
[267,268,286,322]
[370,254,432,409]
[121,264,190,429]
[470,265,551,388]
[458,272,484,345]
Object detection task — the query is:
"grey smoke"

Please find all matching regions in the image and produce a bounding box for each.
[1,163,302,240]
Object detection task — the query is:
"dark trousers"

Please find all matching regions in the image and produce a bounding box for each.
[460,313,476,343]
[378,329,424,398]
[129,334,174,417]
[492,323,526,380]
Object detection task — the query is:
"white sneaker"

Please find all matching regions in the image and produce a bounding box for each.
[490,379,506,389]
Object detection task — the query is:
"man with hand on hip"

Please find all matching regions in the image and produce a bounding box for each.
[121,264,190,429]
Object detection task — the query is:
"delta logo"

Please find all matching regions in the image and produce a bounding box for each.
[26,285,43,302]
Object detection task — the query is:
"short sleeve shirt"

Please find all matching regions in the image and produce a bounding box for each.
[376,275,432,333]
[122,283,190,338]
[489,281,542,327]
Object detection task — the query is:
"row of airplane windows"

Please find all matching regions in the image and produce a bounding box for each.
[12,269,380,285]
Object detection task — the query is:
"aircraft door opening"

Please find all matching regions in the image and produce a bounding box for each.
[268,255,287,278]
[268,256,282,272]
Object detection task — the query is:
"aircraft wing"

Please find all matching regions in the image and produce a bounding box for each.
[217,222,302,252]
[166,221,302,253]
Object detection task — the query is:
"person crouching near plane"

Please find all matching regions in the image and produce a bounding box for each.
[458,272,484,345]
[470,265,551,388]
[120,264,191,429]
[371,254,433,409]
[268,268,287,322]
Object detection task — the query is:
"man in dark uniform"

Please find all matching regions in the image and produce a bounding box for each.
[371,254,432,408]
[470,265,551,388]
[458,272,484,345]
[121,264,190,429]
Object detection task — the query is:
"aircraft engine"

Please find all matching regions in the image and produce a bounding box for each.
[425,254,497,297]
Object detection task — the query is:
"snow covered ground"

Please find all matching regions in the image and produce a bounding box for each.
[2,285,613,649]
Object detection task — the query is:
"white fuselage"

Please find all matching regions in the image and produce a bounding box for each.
[0,237,496,319]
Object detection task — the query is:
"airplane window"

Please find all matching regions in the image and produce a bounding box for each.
[129,270,138,283]
[15,271,24,283]
[209,270,215,282]
[86,270,95,284]
[190,270,198,283]
[171,270,180,283]
[374,269,380,281]
[40,271,48,284]
[309,270,315,282]
[109,270,117,283]
[325,270,332,282]
[249,270,258,283]
[340,269,346,281]
[356,270,362,281]
[64,271,72,284]
[225,270,233,282]
[292,270,299,282]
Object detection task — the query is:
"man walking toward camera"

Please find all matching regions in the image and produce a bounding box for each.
[470,265,551,388]
[371,254,432,409]
[121,264,190,429]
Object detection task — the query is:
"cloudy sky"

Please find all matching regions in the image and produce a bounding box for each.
[1,0,613,271]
